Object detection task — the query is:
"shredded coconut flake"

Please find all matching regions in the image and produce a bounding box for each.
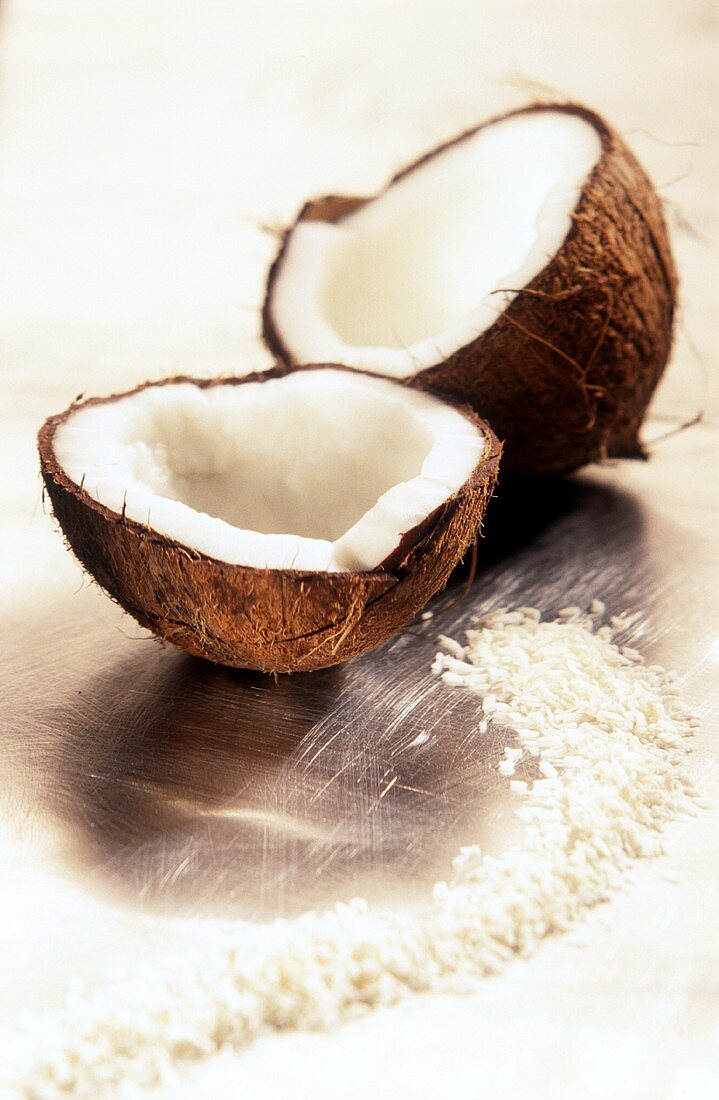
[0,604,698,1098]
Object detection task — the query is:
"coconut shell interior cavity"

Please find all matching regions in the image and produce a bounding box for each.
[39,368,501,673]
[264,103,676,475]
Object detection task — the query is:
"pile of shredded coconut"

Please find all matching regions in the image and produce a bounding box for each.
[0,603,699,1099]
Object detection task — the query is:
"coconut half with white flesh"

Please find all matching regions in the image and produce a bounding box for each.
[39,368,500,673]
[263,103,676,475]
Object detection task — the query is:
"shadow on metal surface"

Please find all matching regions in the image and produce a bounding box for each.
[5,475,649,920]
[47,642,518,919]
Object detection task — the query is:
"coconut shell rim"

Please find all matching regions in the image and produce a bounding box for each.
[38,365,502,583]
[262,99,675,367]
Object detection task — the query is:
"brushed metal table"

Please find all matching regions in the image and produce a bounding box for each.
[0,2,717,1096]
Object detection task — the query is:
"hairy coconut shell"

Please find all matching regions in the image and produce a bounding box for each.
[263,102,677,476]
[38,372,501,674]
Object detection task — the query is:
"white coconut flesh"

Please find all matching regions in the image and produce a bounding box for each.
[269,110,602,376]
[53,370,487,573]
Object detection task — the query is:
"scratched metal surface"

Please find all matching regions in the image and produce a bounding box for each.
[2,441,717,940]
[0,5,717,1092]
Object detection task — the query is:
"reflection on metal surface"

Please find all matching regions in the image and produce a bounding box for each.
[0,469,703,926]
[41,643,517,918]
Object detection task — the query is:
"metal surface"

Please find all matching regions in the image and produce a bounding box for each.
[0,3,717,1092]
[2,451,717,929]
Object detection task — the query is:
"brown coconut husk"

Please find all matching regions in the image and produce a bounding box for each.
[38,371,501,674]
[263,102,676,476]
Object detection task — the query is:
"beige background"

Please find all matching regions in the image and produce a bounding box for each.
[1,2,718,1098]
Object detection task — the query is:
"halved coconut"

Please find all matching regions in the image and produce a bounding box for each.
[39,368,500,673]
[263,103,676,475]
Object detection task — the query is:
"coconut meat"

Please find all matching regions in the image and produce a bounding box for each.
[53,370,486,572]
[269,109,602,376]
